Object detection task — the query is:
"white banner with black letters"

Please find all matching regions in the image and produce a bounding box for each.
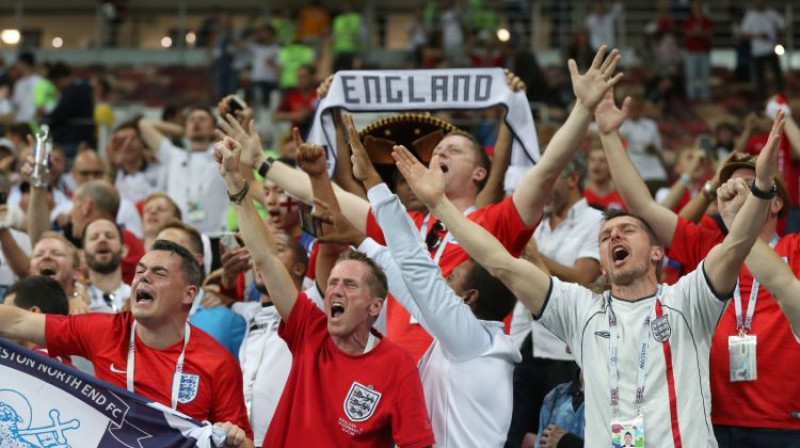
[0,339,226,448]
[307,69,540,176]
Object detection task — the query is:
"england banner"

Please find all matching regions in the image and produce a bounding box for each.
[0,339,226,448]
[307,68,540,177]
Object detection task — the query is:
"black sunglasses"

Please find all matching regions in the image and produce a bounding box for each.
[425,219,446,251]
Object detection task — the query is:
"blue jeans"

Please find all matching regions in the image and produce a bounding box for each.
[684,52,711,101]
[714,425,800,448]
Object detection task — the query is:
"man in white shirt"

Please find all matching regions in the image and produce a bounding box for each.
[107,121,168,204]
[585,1,621,52]
[742,0,786,101]
[391,94,784,447]
[508,155,603,445]
[82,218,130,312]
[138,107,229,237]
[619,93,667,193]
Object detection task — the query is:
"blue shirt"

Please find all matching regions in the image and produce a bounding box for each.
[190,305,246,356]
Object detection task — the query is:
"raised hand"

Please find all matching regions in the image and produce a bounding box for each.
[342,113,381,186]
[215,114,264,169]
[594,89,632,135]
[505,69,526,93]
[569,45,623,111]
[392,145,445,207]
[105,133,132,167]
[293,127,328,177]
[317,74,335,99]
[313,199,366,247]
[754,109,785,191]
[213,136,242,180]
[717,177,750,229]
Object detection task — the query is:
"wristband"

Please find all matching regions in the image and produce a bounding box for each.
[750,182,777,200]
[257,157,275,178]
[227,180,250,205]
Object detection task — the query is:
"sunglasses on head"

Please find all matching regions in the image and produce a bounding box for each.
[425,219,446,251]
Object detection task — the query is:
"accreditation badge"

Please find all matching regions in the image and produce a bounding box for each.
[611,414,644,447]
[729,334,757,382]
[187,201,206,223]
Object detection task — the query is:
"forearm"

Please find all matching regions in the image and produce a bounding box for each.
[733,128,753,154]
[233,181,298,319]
[476,120,511,207]
[784,116,800,160]
[0,230,30,279]
[152,121,185,138]
[358,238,423,324]
[745,240,800,334]
[137,118,167,153]
[310,171,346,289]
[0,304,45,345]
[332,113,366,198]
[543,256,599,286]
[27,186,51,245]
[678,188,713,223]
[659,179,689,210]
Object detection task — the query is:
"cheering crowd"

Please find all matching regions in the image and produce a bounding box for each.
[0,11,798,448]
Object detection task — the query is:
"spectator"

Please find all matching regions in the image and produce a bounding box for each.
[619,92,668,194]
[10,52,42,123]
[92,76,114,146]
[585,1,621,52]
[741,0,785,101]
[246,24,281,108]
[34,63,58,119]
[683,0,713,101]
[439,0,465,65]
[277,39,314,90]
[210,13,241,100]
[44,62,96,160]
[332,2,364,71]
[106,121,167,204]
[712,122,737,161]
[273,65,318,138]
[0,175,32,296]
[82,217,130,312]
[654,148,712,213]
[534,370,585,448]
[297,0,330,49]
[28,232,86,314]
[141,193,181,250]
[583,147,625,211]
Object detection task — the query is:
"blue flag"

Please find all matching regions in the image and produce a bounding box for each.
[0,338,226,447]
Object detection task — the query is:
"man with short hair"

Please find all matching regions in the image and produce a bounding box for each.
[3,275,70,363]
[215,136,434,448]
[0,239,255,447]
[106,121,168,204]
[29,231,80,298]
[82,218,130,312]
[391,103,782,446]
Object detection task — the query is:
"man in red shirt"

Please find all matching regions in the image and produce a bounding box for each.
[274,64,318,138]
[683,0,713,101]
[601,94,800,446]
[216,136,434,448]
[0,239,254,448]
[231,46,624,361]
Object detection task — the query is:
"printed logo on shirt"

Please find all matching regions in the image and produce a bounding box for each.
[177,373,200,404]
[651,314,671,342]
[343,382,382,423]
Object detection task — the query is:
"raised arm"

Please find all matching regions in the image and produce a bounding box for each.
[0,227,30,279]
[512,46,623,227]
[136,118,169,154]
[0,305,46,345]
[214,137,299,320]
[393,145,551,315]
[704,111,785,295]
[742,239,800,337]
[20,155,51,246]
[596,90,679,247]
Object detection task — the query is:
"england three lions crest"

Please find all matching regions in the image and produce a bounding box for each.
[177,374,200,404]
[651,314,671,342]
[343,382,382,423]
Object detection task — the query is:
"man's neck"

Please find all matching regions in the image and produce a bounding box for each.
[188,138,211,152]
[331,326,376,356]
[586,178,613,195]
[610,274,659,301]
[135,318,186,350]
[89,269,123,294]
[143,235,156,252]
[446,194,477,214]
[549,195,582,229]
[120,157,145,174]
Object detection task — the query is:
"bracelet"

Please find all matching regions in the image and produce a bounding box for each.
[257,157,275,178]
[750,182,777,200]
[227,180,250,205]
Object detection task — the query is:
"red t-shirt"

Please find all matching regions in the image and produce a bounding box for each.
[121,229,145,285]
[45,312,253,438]
[583,188,625,211]
[683,15,712,52]
[667,218,800,429]
[265,293,434,448]
[365,197,534,360]
[277,88,318,131]
[747,132,798,206]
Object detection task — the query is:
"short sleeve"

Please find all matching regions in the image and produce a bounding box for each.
[210,357,254,439]
[536,278,598,351]
[474,196,535,256]
[45,314,113,359]
[390,370,435,448]
[668,261,728,339]
[277,292,327,353]
[157,138,181,164]
[666,217,722,273]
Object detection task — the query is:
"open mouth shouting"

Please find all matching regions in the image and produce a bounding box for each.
[611,245,630,267]
[133,288,155,308]
[330,301,345,322]
[38,264,58,277]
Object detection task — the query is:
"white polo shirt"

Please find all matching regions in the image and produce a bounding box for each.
[510,198,603,360]
[114,161,168,204]
[620,118,667,182]
[742,8,786,57]
[367,184,521,447]
[538,263,725,448]
[159,139,229,237]
[87,282,131,313]
[0,228,31,288]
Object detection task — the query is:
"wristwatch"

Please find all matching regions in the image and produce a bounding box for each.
[702,181,717,201]
[257,156,276,178]
[228,180,250,205]
[750,182,777,200]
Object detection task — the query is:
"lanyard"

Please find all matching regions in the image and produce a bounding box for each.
[127,321,191,410]
[733,234,779,334]
[419,206,477,264]
[188,289,204,318]
[607,287,661,417]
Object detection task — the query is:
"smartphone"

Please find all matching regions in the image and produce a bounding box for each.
[227,95,247,116]
[299,206,324,237]
[220,232,239,251]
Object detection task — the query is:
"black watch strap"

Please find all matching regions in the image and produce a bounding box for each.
[750,182,777,199]
[258,157,275,178]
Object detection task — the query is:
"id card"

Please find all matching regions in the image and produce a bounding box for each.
[729,334,757,382]
[187,201,206,223]
[611,414,644,447]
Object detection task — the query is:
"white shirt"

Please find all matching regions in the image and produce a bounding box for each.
[87,282,131,313]
[0,228,31,287]
[12,73,42,122]
[620,118,667,181]
[367,184,521,448]
[233,285,323,446]
[585,6,620,51]
[440,8,464,50]
[538,263,724,448]
[49,198,143,239]
[742,8,786,57]
[114,162,168,204]
[159,139,229,237]
[250,43,280,83]
[514,198,603,361]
